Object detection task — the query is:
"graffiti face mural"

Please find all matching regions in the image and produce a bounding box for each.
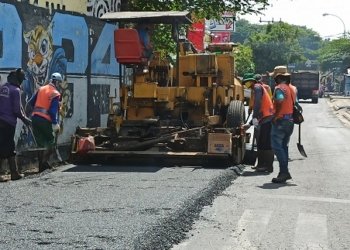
[24,24,53,87]
[1,2,119,150]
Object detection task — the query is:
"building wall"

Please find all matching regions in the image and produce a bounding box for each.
[27,0,121,17]
[29,0,86,13]
[0,0,120,152]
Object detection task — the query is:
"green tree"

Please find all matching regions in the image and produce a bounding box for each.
[247,22,305,73]
[124,0,270,19]
[232,19,262,44]
[318,38,350,73]
[234,44,255,76]
[120,0,271,54]
[296,26,322,61]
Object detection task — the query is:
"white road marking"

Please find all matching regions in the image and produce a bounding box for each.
[223,209,272,250]
[250,193,350,204]
[294,213,328,250]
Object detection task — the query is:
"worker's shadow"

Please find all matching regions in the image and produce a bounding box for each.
[257,182,298,189]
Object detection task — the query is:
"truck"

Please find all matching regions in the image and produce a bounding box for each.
[69,11,249,167]
[291,71,320,103]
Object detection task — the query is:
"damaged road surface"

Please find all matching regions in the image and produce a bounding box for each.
[0,164,242,249]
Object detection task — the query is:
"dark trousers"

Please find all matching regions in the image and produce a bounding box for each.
[257,121,272,151]
[0,119,16,159]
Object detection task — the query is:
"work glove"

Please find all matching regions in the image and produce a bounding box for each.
[251,118,259,128]
[52,124,60,134]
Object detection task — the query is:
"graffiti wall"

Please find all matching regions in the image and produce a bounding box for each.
[87,0,121,17]
[0,0,119,150]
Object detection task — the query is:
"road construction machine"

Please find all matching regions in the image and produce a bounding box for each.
[70,11,248,167]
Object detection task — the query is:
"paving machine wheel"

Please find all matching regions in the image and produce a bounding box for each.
[226,100,246,165]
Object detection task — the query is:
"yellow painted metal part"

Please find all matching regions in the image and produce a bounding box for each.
[216,54,235,85]
[178,55,197,87]
[134,82,158,98]
[186,87,207,104]
[117,50,244,126]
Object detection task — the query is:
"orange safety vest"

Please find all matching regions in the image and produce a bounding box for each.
[249,82,272,111]
[273,83,295,119]
[32,84,60,122]
[250,83,274,121]
[263,83,272,98]
[259,83,274,120]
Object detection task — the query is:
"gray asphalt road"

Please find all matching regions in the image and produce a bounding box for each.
[172,97,350,249]
[0,162,241,249]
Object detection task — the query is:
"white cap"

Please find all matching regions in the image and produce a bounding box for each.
[51,72,63,83]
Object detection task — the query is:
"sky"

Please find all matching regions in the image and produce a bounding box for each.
[240,0,350,39]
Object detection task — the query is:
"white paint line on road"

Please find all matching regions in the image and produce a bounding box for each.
[294,213,328,250]
[249,193,350,204]
[223,209,272,250]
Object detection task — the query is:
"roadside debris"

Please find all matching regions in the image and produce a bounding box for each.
[328,96,350,127]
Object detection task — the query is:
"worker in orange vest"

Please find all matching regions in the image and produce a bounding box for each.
[29,73,62,172]
[243,73,275,173]
[269,66,296,183]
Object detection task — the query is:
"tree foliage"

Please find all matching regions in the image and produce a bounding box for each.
[125,0,270,19]
[232,19,262,44]
[246,22,305,73]
[121,0,271,54]
[318,38,350,73]
[234,44,255,76]
[233,20,323,73]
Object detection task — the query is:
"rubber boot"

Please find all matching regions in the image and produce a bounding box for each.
[256,150,274,173]
[252,150,264,169]
[272,172,292,183]
[39,148,53,172]
[8,157,24,181]
[0,159,9,182]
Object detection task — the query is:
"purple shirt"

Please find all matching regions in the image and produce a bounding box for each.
[0,82,26,127]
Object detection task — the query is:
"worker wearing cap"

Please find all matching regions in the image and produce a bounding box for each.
[0,68,32,181]
[243,73,274,173]
[269,66,296,183]
[29,72,62,172]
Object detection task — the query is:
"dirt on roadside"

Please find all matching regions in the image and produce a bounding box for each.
[327,96,350,128]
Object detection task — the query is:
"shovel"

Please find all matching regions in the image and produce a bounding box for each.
[297,124,307,157]
[54,131,63,163]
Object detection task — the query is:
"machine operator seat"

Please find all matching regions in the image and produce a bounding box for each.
[114,28,148,65]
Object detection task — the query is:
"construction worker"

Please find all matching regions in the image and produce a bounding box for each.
[243,73,274,173]
[269,66,296,183]
[0,68,32,181]
[29,72,62,172]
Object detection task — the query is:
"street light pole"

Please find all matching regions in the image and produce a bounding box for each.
[322,13,346,38]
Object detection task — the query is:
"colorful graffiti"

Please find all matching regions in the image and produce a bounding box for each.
[0,1,119,149]
[23,24,54,88]
[87,0,121,17]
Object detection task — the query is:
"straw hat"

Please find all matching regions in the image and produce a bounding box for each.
[269,65,291,78]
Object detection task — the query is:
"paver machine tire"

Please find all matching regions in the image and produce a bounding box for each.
[226,100,246,165]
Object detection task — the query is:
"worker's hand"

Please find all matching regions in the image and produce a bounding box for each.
[52,124,60,134]
[243,124,251,130]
